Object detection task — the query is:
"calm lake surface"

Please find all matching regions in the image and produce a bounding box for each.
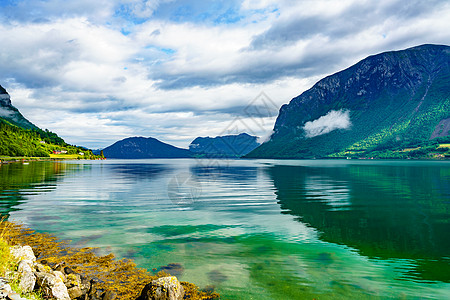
[1,159,449,299]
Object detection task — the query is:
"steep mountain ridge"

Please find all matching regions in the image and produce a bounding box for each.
[247,44,450,158]
[0,85,37,130]
[0,85,95,158]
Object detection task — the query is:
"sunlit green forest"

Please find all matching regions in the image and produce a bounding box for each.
[0,119,95,158]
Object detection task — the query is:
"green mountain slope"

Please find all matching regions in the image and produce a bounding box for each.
[247,44,450,159]
[0,85,95,158]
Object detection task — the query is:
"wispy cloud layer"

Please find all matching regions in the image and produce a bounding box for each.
[0,0,448,148]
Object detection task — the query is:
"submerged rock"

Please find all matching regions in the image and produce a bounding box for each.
[157,263,184,277]
[137,276,184,300]
[207,270,228,284]
[102,290,117,300]
[87,278,105,300]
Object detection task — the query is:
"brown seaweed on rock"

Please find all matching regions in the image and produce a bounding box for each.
[0,218,219,299]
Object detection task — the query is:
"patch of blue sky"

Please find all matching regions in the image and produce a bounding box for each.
[144,45,176,55]
[114,4,149,36]
[153,0,244,25]
[114,3,150,26]
[0,0,18,7]
[120,28,131,36]
[247,6,280,23]
[161,48,176,55]
[132,46,176,67]
[112,0,248,29]
[213,8,243,24]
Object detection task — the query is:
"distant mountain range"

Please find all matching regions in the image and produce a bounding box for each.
[189,133,259,158]
[101,133,260,159]
[102,137,193,159]
[247,44,450,159]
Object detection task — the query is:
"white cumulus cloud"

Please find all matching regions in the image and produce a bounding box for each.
[303,109,351,138]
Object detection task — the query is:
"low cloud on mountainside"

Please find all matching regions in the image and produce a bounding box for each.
[0,107,13,119]
[303,109,351,138]
[257,130,274,144]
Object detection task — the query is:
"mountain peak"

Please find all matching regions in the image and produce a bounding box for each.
[189,133,259,158]
[247,44,450,159]
[102,136,192,159]
[0,85,12,107]
[0,85,37,129]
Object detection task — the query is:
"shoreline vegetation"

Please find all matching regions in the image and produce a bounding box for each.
[0,156,106,164]
[0,218,219,299]
[0,118,104,161]
[1,154,449,164]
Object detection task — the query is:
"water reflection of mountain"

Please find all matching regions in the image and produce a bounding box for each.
[0,162,78,216]
[107,163,170,180]
[190,165,257,182]
[267,164,450,282]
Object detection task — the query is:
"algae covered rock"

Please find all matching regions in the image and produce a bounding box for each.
[87,278,105,300]
[137,276,184,300]
[67,286,83,299]
[101,290,118,300]
[35,271,70,300]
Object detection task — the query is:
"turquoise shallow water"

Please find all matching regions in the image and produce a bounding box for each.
[1,159,449,299]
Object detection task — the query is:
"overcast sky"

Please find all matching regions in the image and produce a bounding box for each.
[0,0,449,149]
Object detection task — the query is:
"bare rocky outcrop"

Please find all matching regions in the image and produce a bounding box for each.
[16,261,35,293]
[35,270,70,300]
[0,85,36,129]
[10,246,36,263]
[5,245,118,300]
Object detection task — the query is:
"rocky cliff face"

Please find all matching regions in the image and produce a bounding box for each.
[247,44,450,158]
[0,85,37,130]
[0,86,12,107]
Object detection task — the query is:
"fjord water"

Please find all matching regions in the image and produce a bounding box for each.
[1,159,449,299]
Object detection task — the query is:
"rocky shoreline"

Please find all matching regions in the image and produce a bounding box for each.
[1,245,185,300]
[0,220,219,300]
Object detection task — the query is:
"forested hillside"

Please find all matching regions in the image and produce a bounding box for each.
[0,85,96,158]
[247,44,450,159]
[0,119,95,158]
